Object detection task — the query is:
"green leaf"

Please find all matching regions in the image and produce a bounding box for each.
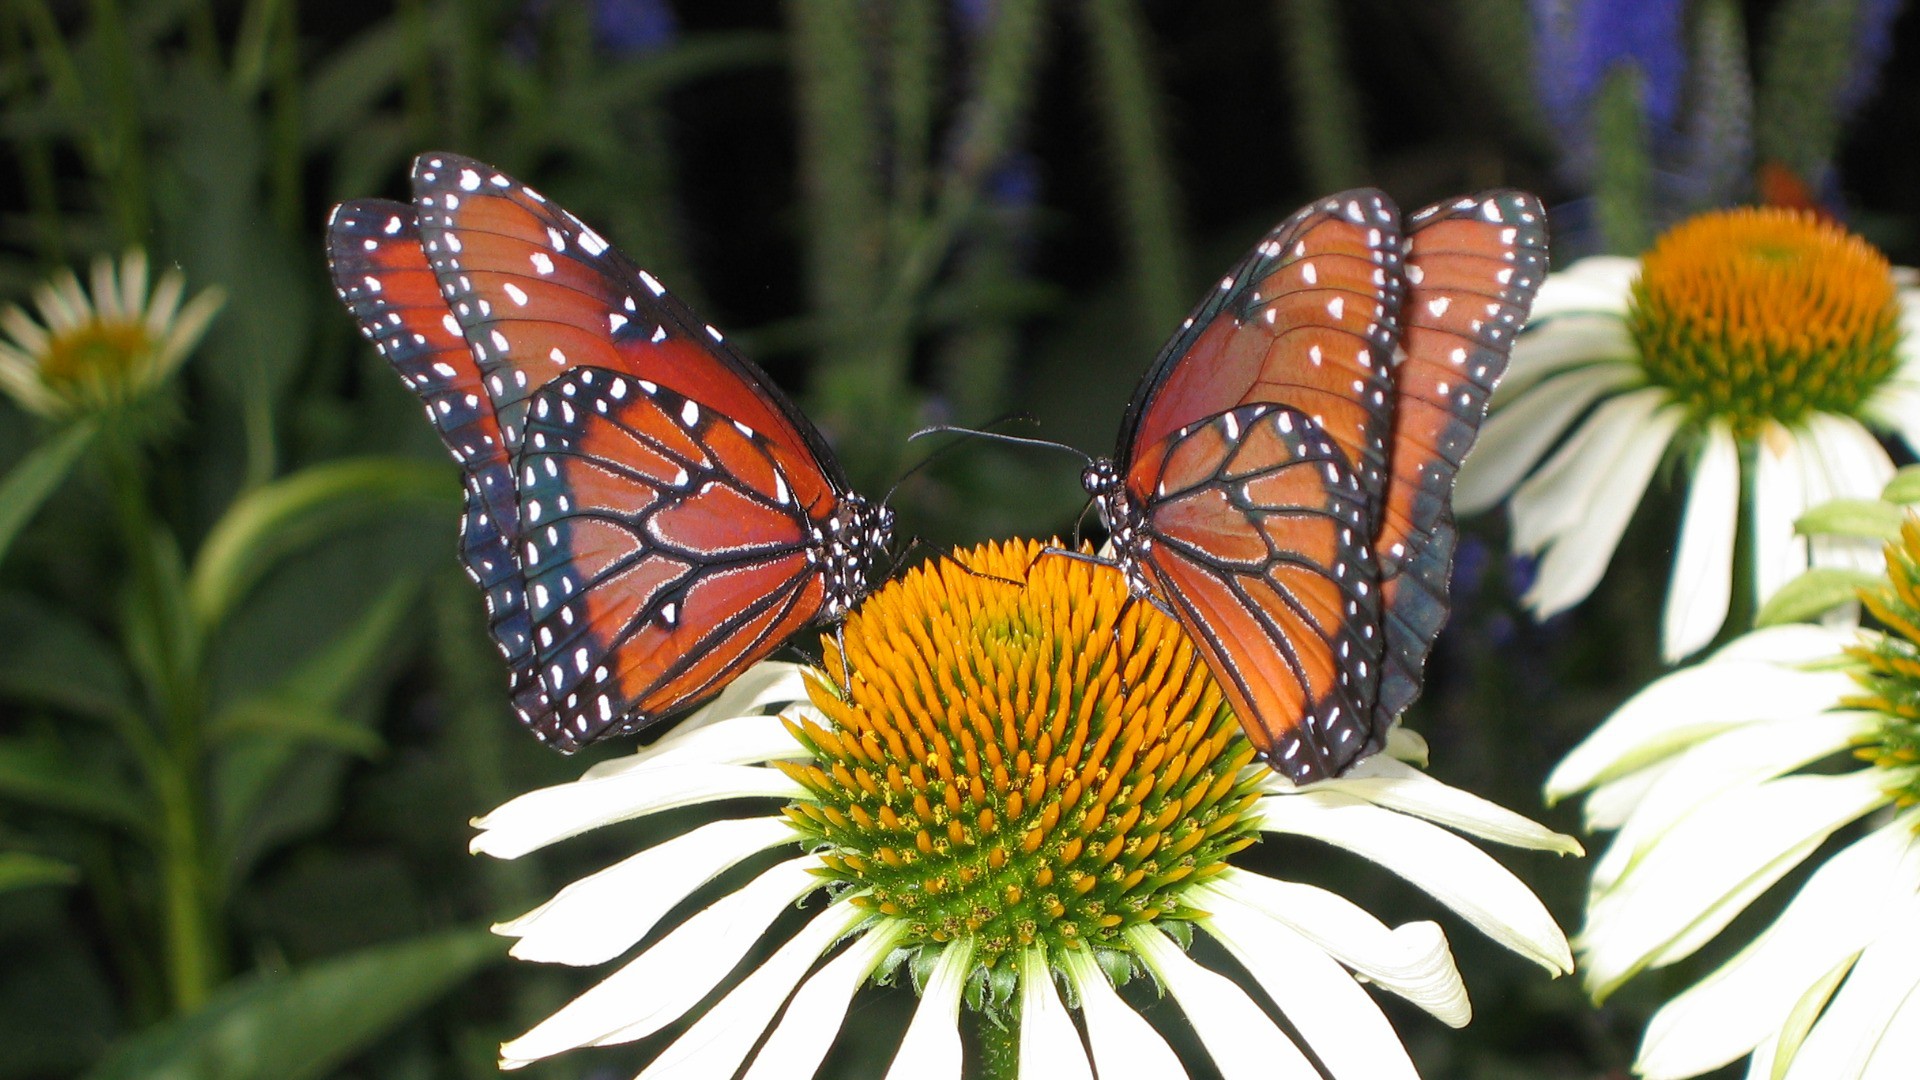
[1592,66,1653,254]
[83,929,503,1080]
[0,735,150,832]
[188,457,454,632]
[0,420,97,568]
[1755,568,1881,626]
[1882,465,1920,505]
[0,591,136,722]
[207,699,386,758]
[0,851,80,893]
[1794,497,1906,541]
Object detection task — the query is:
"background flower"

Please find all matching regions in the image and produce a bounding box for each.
[1458,208,1920,662]
[1547,519,1920,1078]
[474,540,1577,1077]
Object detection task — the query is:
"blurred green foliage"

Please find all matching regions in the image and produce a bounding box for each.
[0,1,1914,1078]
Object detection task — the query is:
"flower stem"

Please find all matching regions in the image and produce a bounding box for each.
[975,1010,1021,1080]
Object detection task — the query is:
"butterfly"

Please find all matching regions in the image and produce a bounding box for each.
[326,152,892,753]
[1083,189,1547,784]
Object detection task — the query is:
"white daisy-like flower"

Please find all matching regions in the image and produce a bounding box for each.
[473,539,1578,1078]
[1455,208,1920,662]
[1547,521,1920,1079]
[0,250,223,419]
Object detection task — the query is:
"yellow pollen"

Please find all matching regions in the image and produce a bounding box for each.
[1629,207,1903,434]
[776,539,1263,976]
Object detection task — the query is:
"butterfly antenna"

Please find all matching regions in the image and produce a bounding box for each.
[880,415,1044,507]
[907,423,1095,467]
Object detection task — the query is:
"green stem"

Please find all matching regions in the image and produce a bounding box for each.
[1276,0,1366,192]
[975,1009,1020,1080]
[105,437,218,1014]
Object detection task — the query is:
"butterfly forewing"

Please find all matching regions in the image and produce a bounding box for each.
[325,200,539,702]
[1122,190,1406,513]
[1133,404,1382,782]
[408,152,840,517]
[1371,190,1548,725]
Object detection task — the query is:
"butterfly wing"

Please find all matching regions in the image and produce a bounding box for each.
[331,154,873,750]
[1371,191,1548,726]
[1117,190,1407,512]
[325,199,541,711]
[1130,404,1381,782]
[514,367,830,750]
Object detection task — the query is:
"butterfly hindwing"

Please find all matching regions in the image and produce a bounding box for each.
[1372,190,1548,725]
[1132,404,1382,781]
[514,367,830,751]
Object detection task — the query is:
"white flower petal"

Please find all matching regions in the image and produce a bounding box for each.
[1019,947,1093,1080]
[1508,387,1669,556]
[1524,256,1639,320]
[1864,380,1920,450]
[497,816,799,964]
[1752,422,1813,603]
[1201,871,1469,1025]
[1456,360,1639,515]
[1059,947,1189,1080]
[1580,758,1678,832]
[1590,711,1873,895]
[886,941,975,1080]
[1329,756,1583,855]
[1579,771,1891,999]
[742,920,903,1080]
[1662,421,1740,662]
[1,304,51,358]
[1522,397,1684,616]
[632,901,867,1080]
[1634,817,1920,1079]
[1256,791,1572,973]
[1489,314,1637,403]
[1787,891,1920,1079]
[497,858,825,1067]
[471,763,806,859]
[1860,958,1920,1080]
[1800,413,1894,577]
[1201,897,1420,1079]
[1545,629,1856,802]
[582,663,814,779]
[1126,926,1319,1080]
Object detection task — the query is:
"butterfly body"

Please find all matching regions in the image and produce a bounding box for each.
[328,153,890,752]
[1093,189,1547,784]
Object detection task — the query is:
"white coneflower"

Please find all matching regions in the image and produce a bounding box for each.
[1549,518,1920,1078]
[0,250,222,419]
[1456,208,1920,661]
[473,539,1577,1078]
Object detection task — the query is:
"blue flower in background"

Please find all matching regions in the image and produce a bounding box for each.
[1836,0,1904,119]
[1532,0,1687,138]
[594,0,678,55]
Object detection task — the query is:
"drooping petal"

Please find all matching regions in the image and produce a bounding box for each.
[1201,896,1421,1079]
[1661,420,1740,662]
[1524,256,1640,319]
[1257,791,1573,974]
[741,920,905,1080]
[1578,771,1892,999]
[1509,387,1669,556]
[1059,947,1189,1080]
[1200,872,1470,1026]
[582,663,814,779]
[1545,627,1856,802]
[633,901,867,1080]
[885,940,975,1080]
[497,858,826,1067]
[1590,711,1874,895]
[1126,926,1319,1080]
[1456,360,1639,515]
[1633,816,1920,1079]
[1327,756,1584,855]
[496,815,799,964]
[1800,413,1894,577]
[1018,947,1093,1080]
[1522,397,1685,616]
[470,763,807,859]
[1752,422,1812,603]
[1785,892,1920,1079]
[1488,314,1637,403]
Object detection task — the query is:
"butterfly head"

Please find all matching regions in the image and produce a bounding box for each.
[816,494,895,620]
